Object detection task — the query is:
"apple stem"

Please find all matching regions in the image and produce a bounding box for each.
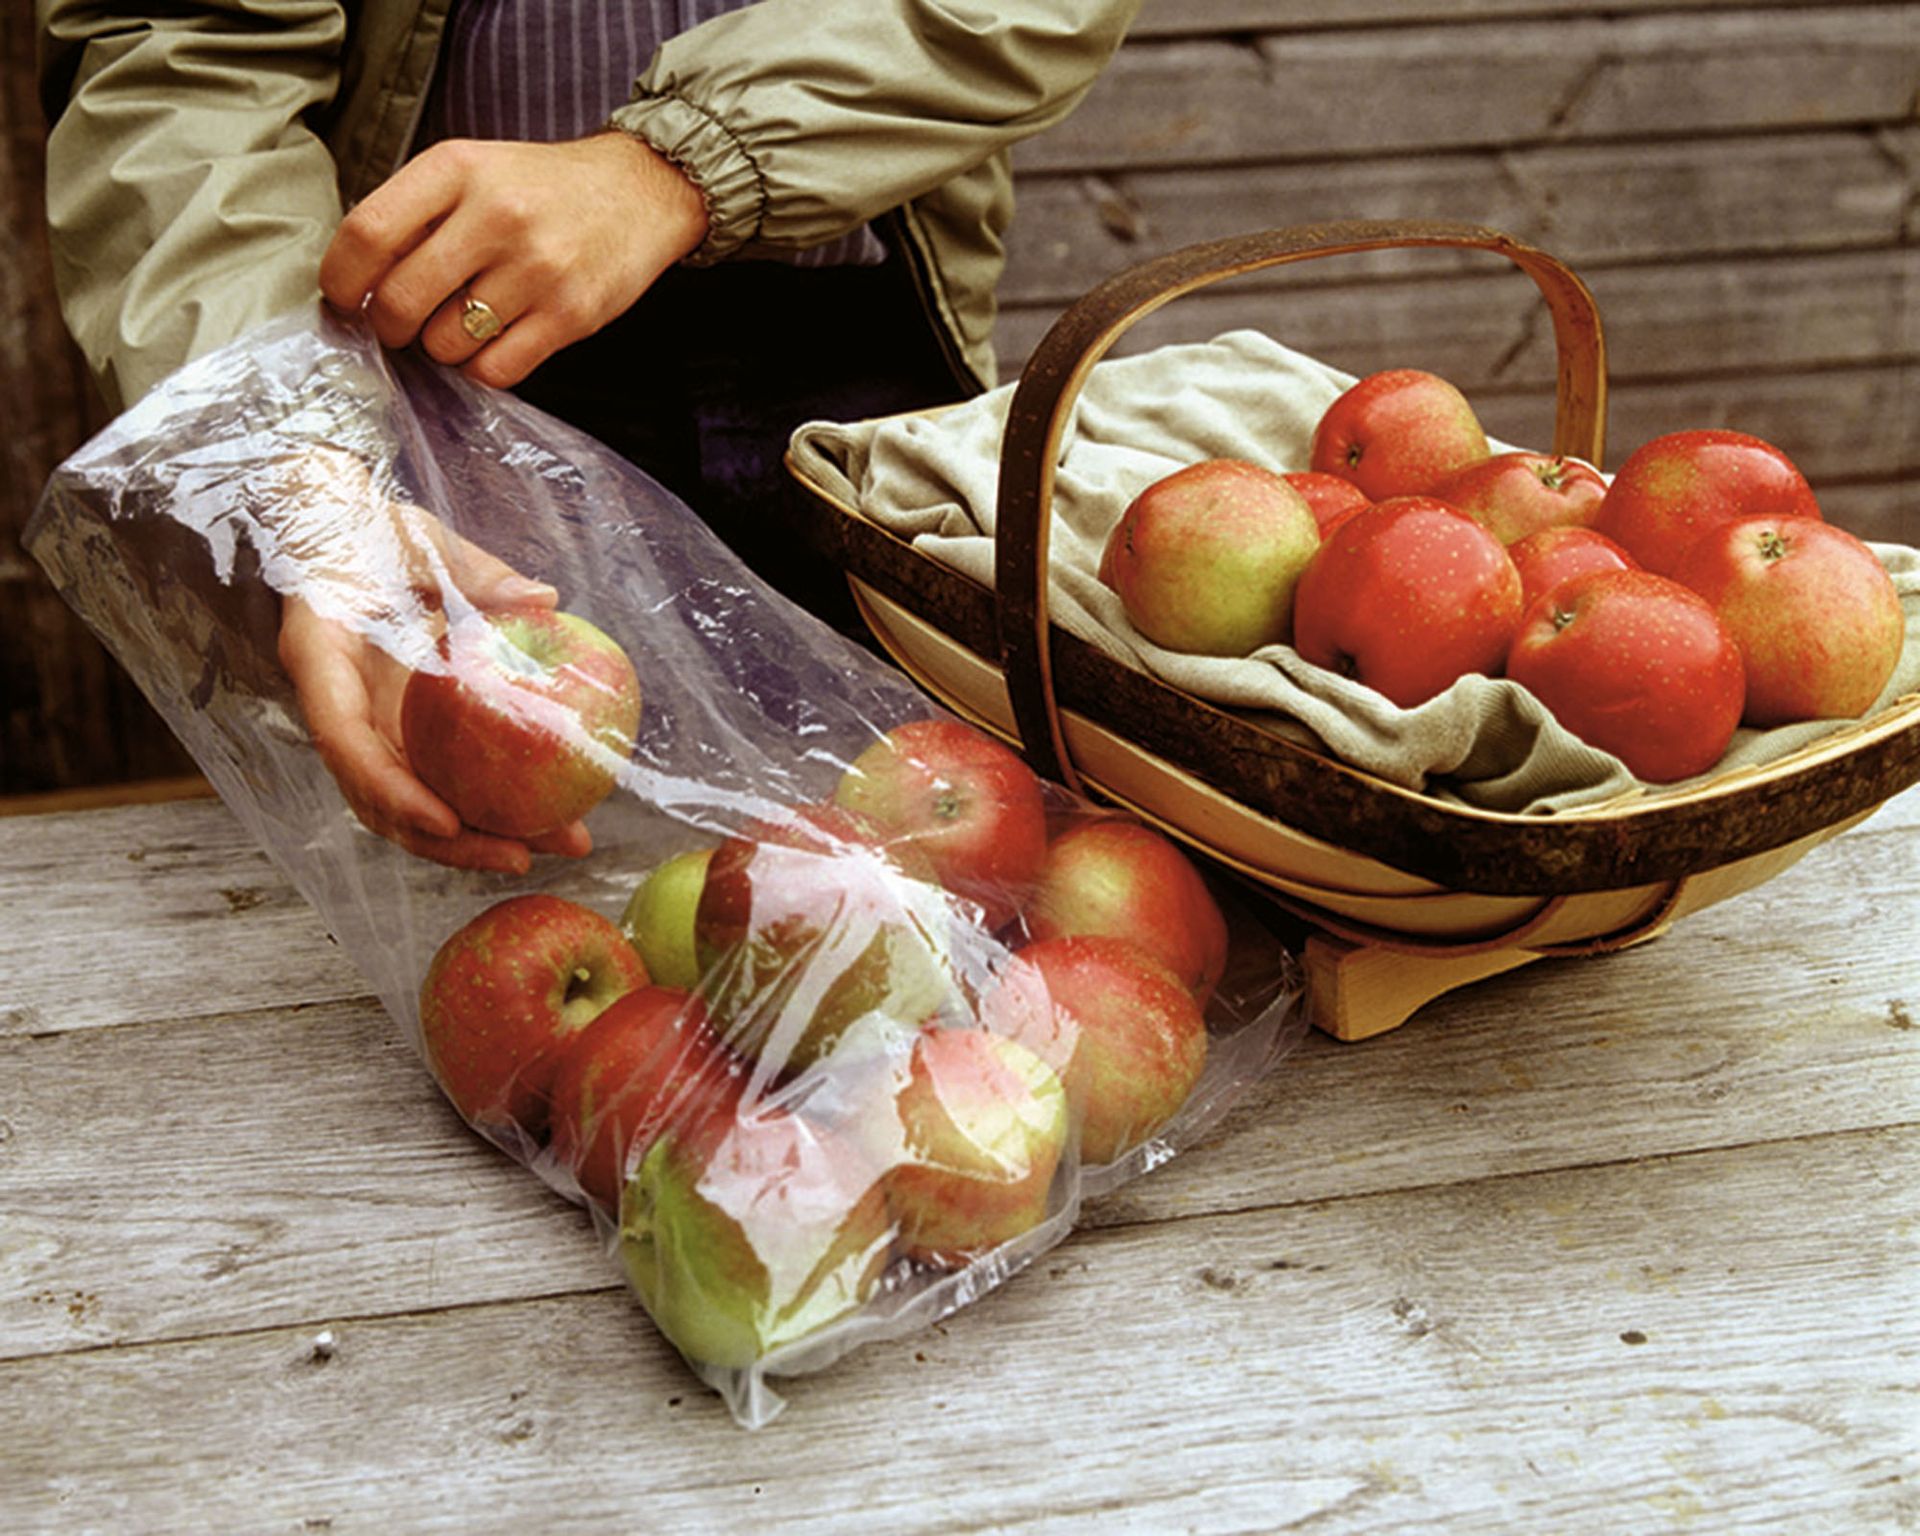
[1757,528,1789,563]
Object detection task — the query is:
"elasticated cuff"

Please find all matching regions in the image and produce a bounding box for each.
[607,92,765,265]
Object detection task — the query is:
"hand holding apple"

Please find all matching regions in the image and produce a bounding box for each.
[402,606,641,840]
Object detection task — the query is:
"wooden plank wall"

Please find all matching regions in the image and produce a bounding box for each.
[2,0,1915,794]
[1002,0,1918,542]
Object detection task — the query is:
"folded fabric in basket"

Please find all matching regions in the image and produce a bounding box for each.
[790,330,1920,815]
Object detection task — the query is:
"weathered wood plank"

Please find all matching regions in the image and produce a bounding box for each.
[997,249,1916,394]
[2,794,1909,1363]
[0,799,365,1036]
[1128,0,1863,38]
[1019,8,1919,172]
[1817,481,1920,546]
[0,1127,1911,1532]
[1001,133,1914,306]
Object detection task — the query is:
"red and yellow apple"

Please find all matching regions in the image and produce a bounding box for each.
[1426,451,1608,545]
[1283,472,1372,539]
[402,606,641,839]
[1509,525,1638,612]
[418,892,650,1138]
[1507,569,1746,782]
[832,719,1048,930]
[1310,369,1490,501]
[1292,496,1525,707]
[1100,460,1321,655]
[981,936,1207,1167]
[1674,515,1904,726]
[1591,429,1823,579]
[1023,817,1229,1006]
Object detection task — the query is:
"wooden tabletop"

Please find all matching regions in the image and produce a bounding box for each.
[1,787,1914,1532]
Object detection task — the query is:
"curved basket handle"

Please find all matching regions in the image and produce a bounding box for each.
[993,218,1609,790]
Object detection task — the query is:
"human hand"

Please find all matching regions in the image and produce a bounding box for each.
[318,132,710,389]
[268,450,593,873]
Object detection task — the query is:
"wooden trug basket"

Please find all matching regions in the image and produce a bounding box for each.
[787,220,1920,1039]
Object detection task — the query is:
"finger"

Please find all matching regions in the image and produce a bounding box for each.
[418,278,526,368]
[461,307,583,391]
[527,820,594,860]
[320,142,476,314]
[360,207,501,351]
[398,508,559,612]
[381,818,536,876]
[282,612,462,841]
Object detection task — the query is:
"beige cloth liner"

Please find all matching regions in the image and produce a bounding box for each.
[790,331,1920,815]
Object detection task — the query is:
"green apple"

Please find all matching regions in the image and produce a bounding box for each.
[618,1103,893,1369]
[620,847,714,990]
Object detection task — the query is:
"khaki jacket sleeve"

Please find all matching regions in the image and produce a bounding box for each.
[607,0,1141,263]
[40,0,350,410]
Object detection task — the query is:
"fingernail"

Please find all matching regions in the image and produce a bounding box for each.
[502,578,558,604]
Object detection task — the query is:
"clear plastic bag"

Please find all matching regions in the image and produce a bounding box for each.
[27,307,1306,1426]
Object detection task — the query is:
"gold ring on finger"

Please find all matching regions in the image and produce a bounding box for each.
[460,294,505,343]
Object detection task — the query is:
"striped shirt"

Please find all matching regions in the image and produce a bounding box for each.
[420,0,887,265]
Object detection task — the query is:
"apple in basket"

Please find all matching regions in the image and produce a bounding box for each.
[693,804,957,1074]
[1675,516,1904,727]
[548,985,746,1213]
[1100,460,1321,655]
[981,935,1208,1167]
[884,1025,1072,1267]
[1022,816,1229,1006]
[1590,429,1823,579]
[1507,569,1746,783]
[1509,525,1638,612]
[618,1099,894,1369]
[1283,472,1371,539]
[832,719,1049,930]
[1426,451,1609,546]
[402,606,641,840]
[419,893,651,1138]
[1293,496,1525,708]
[621,847,715,991]
[1310,369,1490,502]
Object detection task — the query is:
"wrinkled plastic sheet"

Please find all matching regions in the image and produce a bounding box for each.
[27,307,1306,1426]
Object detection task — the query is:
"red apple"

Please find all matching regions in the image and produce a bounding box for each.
[1283,472,1372,539]
[419,893,651,1138]
[694,804,956,1073]
[1309,369,1490,501]
[1292,496,1525,707]
[548,986,746,1212]
[1507,569,1746,782]
[1509,525,1638,612]
[1100,460,1321,655]
[1674,516,1904,726]
[885,1026,1071,1267]
[1591,429,1823,579]
[618,1100,893,1368]
[832,719,1048,929]
[1023,817,1229,1005]
[981,936,1207,1167]
[1426,451,1608,545]
[402,606,642,839]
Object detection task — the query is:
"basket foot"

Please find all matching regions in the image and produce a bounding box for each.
[1304,935,1547,1042]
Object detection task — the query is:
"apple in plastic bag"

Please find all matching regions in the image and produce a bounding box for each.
[885,1025,1071,1267]
[618,1101,894,1370]
[548,985,745,1212]
[621,847,714,990]
[1283,471,1371,539]
[1674,515,1903,726]
[1590,429,1823,579]
[402,606,641,839]
[694,804,957,1073]
[1508,525,1637,613]
[1099,460,1321,655]
[1292,496,1525,708]
[832,719,1048,930]
[1023,817,1229,1006]
[1309,369,1490,501]
[982,935,1207,1167]
[419,893,650,1138]
[1507,568,1746,782]
[1426,451,1608,545]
